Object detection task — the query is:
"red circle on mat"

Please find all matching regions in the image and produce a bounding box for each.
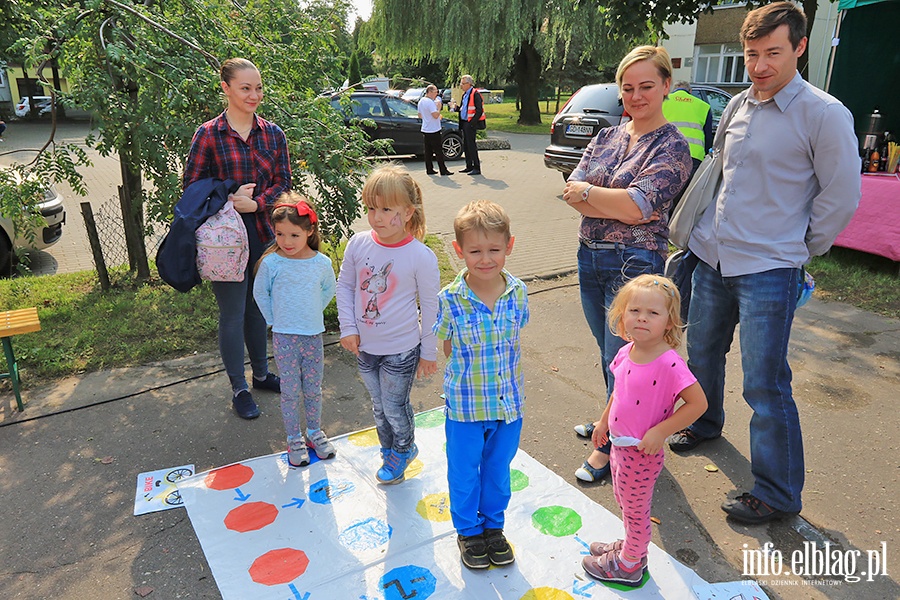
[249,548,309,586]
[224,502,278,533]
[204,464,254,490]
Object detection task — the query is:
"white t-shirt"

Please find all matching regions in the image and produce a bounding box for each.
[418,96,442,134]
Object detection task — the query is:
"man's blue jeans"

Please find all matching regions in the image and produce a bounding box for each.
[687,260,803,512]
[357,346,420,453]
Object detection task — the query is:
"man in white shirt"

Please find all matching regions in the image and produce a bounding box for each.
[668,2,860,525]
[418,85,452,176]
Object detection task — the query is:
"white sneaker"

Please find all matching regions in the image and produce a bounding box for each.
[288,435,309,467]
[307,430,336,460]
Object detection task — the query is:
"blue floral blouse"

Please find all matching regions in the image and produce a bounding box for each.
[569,122,691,257]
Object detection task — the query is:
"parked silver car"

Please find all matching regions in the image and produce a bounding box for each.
[0,167,66,276]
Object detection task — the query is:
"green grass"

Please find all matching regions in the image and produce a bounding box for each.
[482,97,572,135]
[0,234,459,384]
[807,248,900,319]
[1,233,896,386]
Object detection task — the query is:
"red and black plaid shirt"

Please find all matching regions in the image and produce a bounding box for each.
[183,111,291,245]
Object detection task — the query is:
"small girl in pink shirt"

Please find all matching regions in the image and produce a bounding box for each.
[581,274,707,587]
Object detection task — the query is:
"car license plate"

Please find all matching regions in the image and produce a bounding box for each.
[566,124,593,136]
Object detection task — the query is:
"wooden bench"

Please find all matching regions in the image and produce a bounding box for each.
[1,308,41,411]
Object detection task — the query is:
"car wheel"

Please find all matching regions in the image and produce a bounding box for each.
[562,171,572,182]
[442,133,463,161]
[0,233,14,278]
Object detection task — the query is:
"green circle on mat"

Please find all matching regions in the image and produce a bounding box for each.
[415,410,445,428]
[531,506,582,537]
[510,469,529,492]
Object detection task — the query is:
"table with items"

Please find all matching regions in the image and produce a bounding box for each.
[832,173,900,270]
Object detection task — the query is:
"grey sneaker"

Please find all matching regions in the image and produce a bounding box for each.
[307,430,336,460]
[288,435,309,467]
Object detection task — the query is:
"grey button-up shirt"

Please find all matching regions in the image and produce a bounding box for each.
[689,72,861,277]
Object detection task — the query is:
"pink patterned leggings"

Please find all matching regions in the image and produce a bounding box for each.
[273,333,324,439]
[609,444,665,561]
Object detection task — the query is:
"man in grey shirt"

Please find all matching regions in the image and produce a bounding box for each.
[667,2,860,524]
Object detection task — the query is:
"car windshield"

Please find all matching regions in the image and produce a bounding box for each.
[565,86,622,115]
[385,97,420,119]
[704,90,730,123]
[402,88,425,101]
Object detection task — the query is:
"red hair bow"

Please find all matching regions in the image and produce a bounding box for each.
[274,199,317,224]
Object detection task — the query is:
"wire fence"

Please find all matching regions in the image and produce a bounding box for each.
[83,196,168,287]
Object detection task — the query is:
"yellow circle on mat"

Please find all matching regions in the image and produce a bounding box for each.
[416,492,452,522]
[519,588,574,600]
[404,458,424,480]
[347,429,379,447]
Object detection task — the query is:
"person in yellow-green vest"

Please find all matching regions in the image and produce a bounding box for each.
[663,82,712,174]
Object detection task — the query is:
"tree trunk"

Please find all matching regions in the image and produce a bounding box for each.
[799,0,818,80]
[51,60,66,118]
[515,40,542,126]
[118,79,150,280]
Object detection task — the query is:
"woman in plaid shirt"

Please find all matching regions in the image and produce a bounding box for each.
[183,58,292,420]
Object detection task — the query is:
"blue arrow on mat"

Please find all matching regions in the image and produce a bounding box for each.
[282,498,305,509]
[233,488,251,502]
[288,583,310,600]
[574,535,591,555]
[573,579,596,597]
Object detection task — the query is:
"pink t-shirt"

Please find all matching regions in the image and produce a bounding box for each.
[608,343,697,441]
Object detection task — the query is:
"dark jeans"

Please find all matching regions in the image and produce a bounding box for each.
[687,261,803,512]
[212,222,270,393]
[460,121,480,171]
[423,131,448,173]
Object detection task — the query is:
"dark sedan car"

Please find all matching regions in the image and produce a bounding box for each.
[543,83,732,180]
[330,91,464,160]
[543,84,627,181]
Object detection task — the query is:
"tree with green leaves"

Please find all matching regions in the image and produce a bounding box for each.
[348,51,362,89]
[5,0,373,279]
[366,0,653,125]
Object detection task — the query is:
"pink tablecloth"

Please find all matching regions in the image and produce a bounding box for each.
[832,174,900,262]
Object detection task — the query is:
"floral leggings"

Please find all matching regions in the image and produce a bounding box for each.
[273,332,324,440]
[609,444,665,561]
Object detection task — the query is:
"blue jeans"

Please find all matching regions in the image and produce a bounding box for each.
[687,261,803,512]
[445,417,523,536]
[357,346,420,453]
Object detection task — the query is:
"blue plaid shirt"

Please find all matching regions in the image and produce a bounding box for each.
[434,269,529,423]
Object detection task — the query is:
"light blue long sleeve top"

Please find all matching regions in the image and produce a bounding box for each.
[253,252,336,335]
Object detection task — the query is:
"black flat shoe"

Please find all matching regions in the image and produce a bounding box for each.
[440,171,453,175]
[668,428,719,452]
[722,492,799,524]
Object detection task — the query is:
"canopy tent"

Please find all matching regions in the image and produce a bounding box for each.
[838,0,893,9]
[828,0,900,138]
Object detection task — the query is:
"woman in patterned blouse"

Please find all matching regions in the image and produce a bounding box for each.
[183,58,292,420]
[562,46,692,484]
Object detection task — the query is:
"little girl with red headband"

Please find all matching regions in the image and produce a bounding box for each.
[253,191,337,467]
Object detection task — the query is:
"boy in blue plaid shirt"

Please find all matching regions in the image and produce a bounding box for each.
[434,200,529,570]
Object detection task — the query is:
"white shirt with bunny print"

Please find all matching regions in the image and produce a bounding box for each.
[336,230,439,361]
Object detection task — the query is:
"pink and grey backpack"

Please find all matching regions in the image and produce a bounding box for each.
[195,200,249,282]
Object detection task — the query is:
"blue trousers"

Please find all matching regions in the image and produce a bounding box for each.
[445,417,522,537]
[687,260,803,512]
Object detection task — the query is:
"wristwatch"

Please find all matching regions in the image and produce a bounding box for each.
[582,184,594,202]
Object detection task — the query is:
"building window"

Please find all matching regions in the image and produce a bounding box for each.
[695,44,749,85]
